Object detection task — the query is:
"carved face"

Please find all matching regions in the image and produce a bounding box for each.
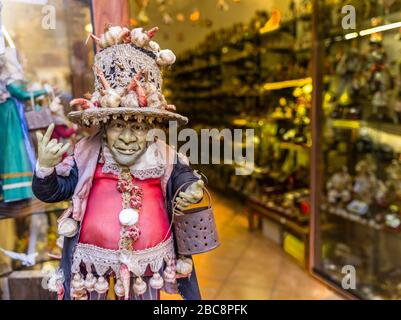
[105,119,151,166]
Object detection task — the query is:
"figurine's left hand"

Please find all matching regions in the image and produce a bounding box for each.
[175,180,204,211]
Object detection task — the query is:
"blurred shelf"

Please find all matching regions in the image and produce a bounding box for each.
[248,197,309,237]
[0,199,69,220]
[322,203,383,231]
[262,77,312,91]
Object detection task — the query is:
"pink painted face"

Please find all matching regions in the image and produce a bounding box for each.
[105,119,151,166]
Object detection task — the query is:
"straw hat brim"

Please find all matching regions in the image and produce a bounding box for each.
[68,107,188,127]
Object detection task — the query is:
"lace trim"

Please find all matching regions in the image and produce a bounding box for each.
[102,160,165,180]
[71,236,175,277]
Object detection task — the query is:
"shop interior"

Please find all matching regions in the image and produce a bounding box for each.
[1,0,401,300]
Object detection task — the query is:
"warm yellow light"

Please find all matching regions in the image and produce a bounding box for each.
[344,32,358,40]
[189,9,200,22]
[359,21,401,36]
[85,23,93,33]
[263,77,312,91]
[302,83,313,94]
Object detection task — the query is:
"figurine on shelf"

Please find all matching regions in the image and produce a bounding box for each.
[326,166,352,205]
[352,157,386,206]
[384,160,401,204]
[0,47,50,202]
[32,25,213,300]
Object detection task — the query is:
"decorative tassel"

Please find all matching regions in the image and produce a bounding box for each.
[114,279,125,299]
[120,264,131,300]
[163,266,176,283]
[94,276,109,295]
[71,273,85,292]
[84,273,97,292]
[149,272,164,289]
[133,277,147,295]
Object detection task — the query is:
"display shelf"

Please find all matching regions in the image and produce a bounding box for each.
[0,199,69,220]
[247,197,309,236]
[262,77,312,91]
[321,203,383,231]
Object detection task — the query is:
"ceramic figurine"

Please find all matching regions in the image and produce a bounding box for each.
[326,166,352,204]
[32,25,212,301]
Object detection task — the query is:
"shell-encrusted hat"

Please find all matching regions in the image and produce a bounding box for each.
[68,25,188,126]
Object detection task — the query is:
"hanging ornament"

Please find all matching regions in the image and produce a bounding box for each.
[176,257,193,276]
[84,273,97,292]
[94,276,109,295]
[149,272,164,289]
[163,266,176,283]
[189,9,200,23]
[176,13,185,22]
[232,0,241,3]
[120,264,131,300]
[162,12,173,25]
[133,277,147,295]
[114,279,125,298]
[217,0,229,11]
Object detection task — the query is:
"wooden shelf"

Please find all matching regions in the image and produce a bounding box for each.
[0,199,69,220]
[248,198,309,237]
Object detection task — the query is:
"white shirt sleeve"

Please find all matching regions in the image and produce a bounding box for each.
[35,162,54,179]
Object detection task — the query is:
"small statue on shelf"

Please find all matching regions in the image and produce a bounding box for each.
[326,166,352,204]
[352,157,386,206]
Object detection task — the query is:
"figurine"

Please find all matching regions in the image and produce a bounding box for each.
[326,166,352,204]
[32,25,209,300]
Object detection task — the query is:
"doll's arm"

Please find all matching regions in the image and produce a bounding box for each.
[32,163,78,203]
[32,124,77,202]
[7,82,47,100]
[170,159,204,210]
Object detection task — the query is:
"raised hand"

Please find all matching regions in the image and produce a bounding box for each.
[36,123,70,168]
[175,180,204,211]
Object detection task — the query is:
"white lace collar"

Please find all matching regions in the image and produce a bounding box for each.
[101,141,166,180]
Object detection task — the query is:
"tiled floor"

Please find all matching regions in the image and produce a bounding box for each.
[161,191,342,300]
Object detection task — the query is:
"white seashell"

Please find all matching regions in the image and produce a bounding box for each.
[147,41,160,52]
[119,208,139,226]
[131,28,148,47]
[149,272,164,289]
[99,34,108,48]
[84,273,97,292]
[94,276,109,294]
[176,258,193,276]
[121,92,139,108]
[114,279,125,298]
[105,26,122,45]
[57,218,78,238]
[156,49,176,66]
[133,277,147,295]
[71,273,85,291]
